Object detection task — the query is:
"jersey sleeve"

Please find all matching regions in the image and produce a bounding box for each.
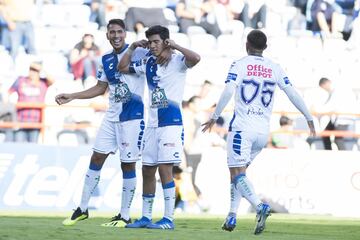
[275,64,292,90]
[175,53,188,72]
[224,61,241,88]
[96,63,107,82]
[129,57,146,74]
[132,48,148,61]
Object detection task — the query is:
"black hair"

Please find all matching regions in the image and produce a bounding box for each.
[247,30,267,50]
[145,25,169,41]
[107,19,126,30]
[319,77,330,86]
[279,116,292,126]
[188,95,199,104]
[203,80,212,85]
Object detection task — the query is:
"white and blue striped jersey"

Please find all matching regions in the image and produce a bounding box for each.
[130,53,188,127]
[97,45,148,122]
[226,55,291,134]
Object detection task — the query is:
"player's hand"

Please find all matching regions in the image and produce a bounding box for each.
[157,47,172,66]
[131,40,148,50]
[201,119,216,133]
[55,93,73,105]
[307,120,316,137]
[164,39,177,49]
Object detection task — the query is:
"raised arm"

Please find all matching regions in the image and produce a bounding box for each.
[55,80,108,105]
[165,39,201,68]
[118,40,148,73]
[283,86,316,137]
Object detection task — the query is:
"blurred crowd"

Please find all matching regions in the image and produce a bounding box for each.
[0,0,359,148]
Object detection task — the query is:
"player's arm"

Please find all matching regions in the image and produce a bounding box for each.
[283,86,316,137]
[165,39,201,67]
[202,83,235,132]
[118,40,148,73]
[55,80,108,105]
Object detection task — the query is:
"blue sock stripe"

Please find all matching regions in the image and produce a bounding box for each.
[162,181,175,189]
[142,193,155,198]
[89,162,102,171]
[123,170,136,179]
[232,173,246,183]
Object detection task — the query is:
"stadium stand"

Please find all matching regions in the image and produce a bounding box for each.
[0,0,359,150]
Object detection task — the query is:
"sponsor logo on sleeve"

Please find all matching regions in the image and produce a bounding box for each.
[225,73,237,83]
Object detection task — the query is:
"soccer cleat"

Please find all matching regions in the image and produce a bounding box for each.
[125,216,152,228]
[101,213,131,227]
[62,207,89,226]
[147,217,174,230]
[254,203,271,235]
[222,215,237,232]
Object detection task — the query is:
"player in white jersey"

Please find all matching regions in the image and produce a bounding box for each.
[202,30,316,235]
[55,19,171,227]
[118,25,201,230]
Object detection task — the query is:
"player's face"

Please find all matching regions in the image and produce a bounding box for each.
[147,34,165,57]
[107,23,126,52]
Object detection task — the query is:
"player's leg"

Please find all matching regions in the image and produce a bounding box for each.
[63,119,116,226]
[101,120,145,227]
[126,127,157,228]
[62,151,108,226]
[250,133,271,235]
[147,126,182,230]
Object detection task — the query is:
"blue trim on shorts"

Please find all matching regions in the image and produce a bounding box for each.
[163,181,175,189]
[89,162,102,171]
[232,173,246,183]
[123,170,136,179]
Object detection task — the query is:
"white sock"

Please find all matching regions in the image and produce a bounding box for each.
[120,170,136,221]
[229,182,242,215]
[163,181,176,221]
[142,194,154,220]
[234,174,261,210]
[79,168,100,211]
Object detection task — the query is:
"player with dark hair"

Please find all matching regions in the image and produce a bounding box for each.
[56,19,170,227]
[202,29,316,235]
[118,25,200,230]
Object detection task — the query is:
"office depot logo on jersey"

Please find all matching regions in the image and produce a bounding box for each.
[247,64,272,78]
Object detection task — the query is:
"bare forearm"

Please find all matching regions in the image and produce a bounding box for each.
[71,83,106,99]
[172,44,201,67]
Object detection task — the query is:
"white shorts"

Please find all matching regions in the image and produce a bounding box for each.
[93,118,145,163]
[227,131,268,168]
[142,125,183,166]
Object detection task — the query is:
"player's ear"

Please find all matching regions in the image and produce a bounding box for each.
[263,44,267,50]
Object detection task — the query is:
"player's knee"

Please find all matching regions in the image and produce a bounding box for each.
[90,152,107,167]
[142,165,156,180]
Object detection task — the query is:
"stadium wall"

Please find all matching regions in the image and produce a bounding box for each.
[0,143,359,217]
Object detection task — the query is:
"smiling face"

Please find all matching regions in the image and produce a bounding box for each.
[106,23,126,52]
[147,34,166,57]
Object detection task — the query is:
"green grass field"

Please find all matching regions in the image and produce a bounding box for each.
[0,213,359,240]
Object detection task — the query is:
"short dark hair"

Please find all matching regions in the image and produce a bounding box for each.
[279,116,292,126]
[107,19,125,30]
[145,25,169,41]
[247,30,267,50]
[319,77,330,86]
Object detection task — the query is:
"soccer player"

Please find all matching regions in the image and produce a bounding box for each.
[202,29,316,235]
[118,25,201,229]
[55,19,170,227]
